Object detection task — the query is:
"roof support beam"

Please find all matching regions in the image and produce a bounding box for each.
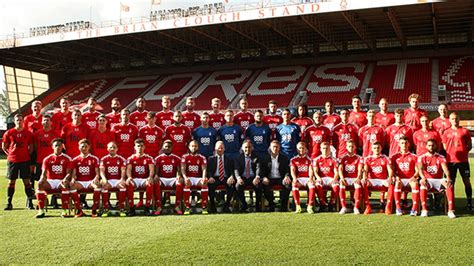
[127,34,185,55]
[188,27,241,52]
[75,40,132,59]
[431,3,439,49]
[158,31,210,53]
[341,11,375,51]
[385,8,407,50]
[224,23,270,50]
[99,37,157,58]
[0,54,51,69]
[301,15,341,52]
[48,44,110,62]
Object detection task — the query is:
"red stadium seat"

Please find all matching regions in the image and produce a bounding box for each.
[439,56,474,102]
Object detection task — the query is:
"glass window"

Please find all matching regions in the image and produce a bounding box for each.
[4,66,14,75]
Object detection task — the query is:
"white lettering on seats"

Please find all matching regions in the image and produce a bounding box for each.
[306,63,365,93]
[192,70,252,101]
[143,73,202,100]
[247,66,306,95]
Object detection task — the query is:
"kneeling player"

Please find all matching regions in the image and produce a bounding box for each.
[70,139,100,217]
[126,139,155,216]
[418,139,456,218]
[338,140,363,214]
[154,140,183,215]
[391,136,420,216]
[181,140,208,215]
[99,141,127,217]
[362,142,394,215]
[313,141,340,212]
[290,142,316,213]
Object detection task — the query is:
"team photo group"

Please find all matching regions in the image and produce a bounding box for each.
[2,93,472,219]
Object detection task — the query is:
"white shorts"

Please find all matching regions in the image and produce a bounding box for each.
[161,177,176,187]
[108,179,121,188]
[296,177,309,187]
[321,177,338,187]
[78,181,93,189]
[189,177,202,186]
[133,178,147,188]
[47,179,62,190]
[369,179,389,187]
[341,178,361,189]
[427,178,446,191]
[400,179,411,187]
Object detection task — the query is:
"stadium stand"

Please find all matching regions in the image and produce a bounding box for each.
[439,56,474,102]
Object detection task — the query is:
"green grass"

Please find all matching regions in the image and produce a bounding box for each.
[0,159,473,264]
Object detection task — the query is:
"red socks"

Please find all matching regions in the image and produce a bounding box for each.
[175,183,183,207]
[127,184,135,208]
[145,183,153,208]
[70,190,81,210]
[36,191,47,209]
[101,190,110,209]
[154,183,162,208]
[183,187,191,208]
[292,187,301,205]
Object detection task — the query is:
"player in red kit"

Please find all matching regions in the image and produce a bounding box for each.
[338,140,363,214]
[234,98,254,130]
[130,97,148,128]
[362,142,394,215]
[290,142,315,214]
[292,104,313,133]
[358,110,386,158]
[165,111,192,157]
[89,115,115,159]
[385,108,414,157]
[303,112,331,159]
[106,98,122,129]
[182,97,201,131]
[99,141,127,217]
[332,109,359,158]
[61,109,90,158]
[313,142,340,212]
[139,112,164,158]
[349,95,367,129]
[112,109,138,159]
[35,138,75,218]
[413,116,442,155]
[404,93,427,131]
[70,139,100,217]
[262,100,283,139]
[126,139,155,216]
[209,98,225,130]
[33,115,60,188]
[155,95,174,130]
[52,98,72,131]
[155,140,183,215]
[391,136,420,216]
[181,140,208,215]
[443,112,472,210]
[81,97,102,130]
[432,103,450,136]
[3,114,35,210]
[418,139,456,218]
[374,98,395,129]
[23,100,43,133]
[322,101,341,131]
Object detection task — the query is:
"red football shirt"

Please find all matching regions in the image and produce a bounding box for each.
[130,110,148,129]
[72,154,99,182]
[262,114,283,131]
[338,154,362,179]
[234,111,255,130]
[332,123,359,158]
[385,124,413,157]
[155,153,181,178]
[291,117,314,133]
[139,125,165,158]
[127,154,154,179]
[312,155,338,178]
[34,128,60,164]
[165,124,192,157]
[290,156,312,178]
[182,111,201,131]
[155,110,174,130]
[82,111,102,130]
[51,111,72,131]
[100,154,126,180]
[358,125,385,158]
[112,123,138,159]
[418,152,446,179]
[2,128,33,163]
[303,125,332,159]
[105,112,121,129]
[42,153,73,180]
[404,107,427,131]
[374,112,395,129]
[23,114,43,133]
[391,152,417,179]
[61,123,90,158]
[364,155,391,179]
[322,113,341,130]
[413,129,442,156]
[349,110,367,129]
[209,112,225,130]
[442,127,472,163]
[89,129,116,159]
[432,117,450,135]
[181,153,207,178]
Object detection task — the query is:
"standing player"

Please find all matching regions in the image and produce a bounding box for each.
[61,109,90,158]
[245,110,271,159]
[181,140,208,215]
[442,112,472,210]
[23,100,43,133]
[99,141,127,217]
[209,98,225,130]
[262,100,283,139]
[303,112,331,159]
[106,98,122,129]
[182,97,201,131]
[112,109,139,159]
[418,139,456,218]
[33,115,60,188]
[52,97,72,131]
[338,140,363,214]
[2,114,35,210]
[290,142,315,213]
[81,97,102,130]
[432,103,450,136]
[89,115,115,159]
[391,136,420,216]
[130,97,148,129]
[155,95,174,130]
[313,142,340,211]
[413,116,442,155]
[165,111,192,157]
[404,93,427,131]
[358,110,386,158]
[385,108,414,157]
[322,101,341,131]
[192,112,217,159]
[35,138,77,218]
[233,98,254,130]
[276,109,301,159]
[217,110,243,159]
[291,104,313,133]
[332,109,359,158]
[374,98,395,129]
[138,112,165,158]
[349,95,367,129]
[125,139,155,216]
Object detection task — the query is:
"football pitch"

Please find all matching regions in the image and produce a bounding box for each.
[0,159,473,264]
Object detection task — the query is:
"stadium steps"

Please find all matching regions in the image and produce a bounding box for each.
[228,69,261,109]
[289,66,315,107]
[431,58,439,104]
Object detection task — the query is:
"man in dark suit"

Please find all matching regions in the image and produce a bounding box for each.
[234,140,263,212]
[207,141,235,213]
[259,140,292,212]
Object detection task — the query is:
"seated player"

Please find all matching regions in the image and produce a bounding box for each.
[35,138,80,218]
[125,139,155,216]
[154,140,183,215]
[313,141,340,212]
[70,139,101,217]
[338,140,363,214]
[290,142,315,214]
[391,136,420,216]
[418,139,456,218]
[181,140,208,215]
[361,142,394,215]
[99,141,127,217]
